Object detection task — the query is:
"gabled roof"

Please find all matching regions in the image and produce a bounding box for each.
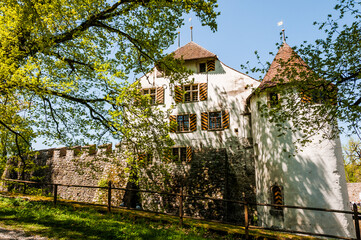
[173,41,217,60]
[258,42,308,91]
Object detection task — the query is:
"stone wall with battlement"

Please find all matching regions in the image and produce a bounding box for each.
[1,143,256,223]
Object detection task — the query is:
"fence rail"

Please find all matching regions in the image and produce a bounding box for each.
[1,178,359,240]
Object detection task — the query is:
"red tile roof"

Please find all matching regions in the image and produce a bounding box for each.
[258,42,308,90]
[173,41,217,60]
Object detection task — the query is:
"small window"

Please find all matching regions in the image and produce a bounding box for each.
[177,115,190,132]
[199,60,215,73]
[172,147,187,162]
[199,63,206,73]
[142,88,156,105]
[208,112,222,130]
[268,92,280,107]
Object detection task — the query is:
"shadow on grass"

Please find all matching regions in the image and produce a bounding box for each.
[0,197,231,240]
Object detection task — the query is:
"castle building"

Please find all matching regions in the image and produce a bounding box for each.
[2,41,354,238]
[139,41,354,238]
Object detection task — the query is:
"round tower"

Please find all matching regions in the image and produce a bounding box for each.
[248,43,354,238]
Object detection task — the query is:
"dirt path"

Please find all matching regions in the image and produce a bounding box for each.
[0,227,48,240]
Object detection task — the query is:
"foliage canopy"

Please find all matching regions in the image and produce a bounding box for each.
[343,138,361,182]
[0,0,219,155]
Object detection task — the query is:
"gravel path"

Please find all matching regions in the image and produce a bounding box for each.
[0,227,48,240]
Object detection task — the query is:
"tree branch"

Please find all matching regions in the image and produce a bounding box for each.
[93,20,154,61]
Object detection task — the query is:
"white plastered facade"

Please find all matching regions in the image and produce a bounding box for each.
[138,42,354,238]
[139,58,259,149]
[249,91,354,238]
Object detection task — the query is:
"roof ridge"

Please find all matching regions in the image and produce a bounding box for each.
[187,41,217,57]
[173,41,217,60]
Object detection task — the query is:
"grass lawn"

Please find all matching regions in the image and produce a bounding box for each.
[0,195,237,240]
[0,193,322,240]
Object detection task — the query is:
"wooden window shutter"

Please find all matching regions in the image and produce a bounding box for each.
[163,148,172,162]
[199,83,208,101]
[169,115,177,133]
[186,146,192,162]
[134,89,142,106]
[190,114,197,132]
[156,87,164,104]
[137,153,147,166]
[207,59,215,72]
[272,186,283,210]
[138,153,145,161]
[201,112,208,130]
[222,110,230,129]
[300,90,311,103]
[174,86,182,103]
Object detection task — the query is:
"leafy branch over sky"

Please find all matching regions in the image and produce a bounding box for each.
[0,0,219,156]
[243,0,361,144]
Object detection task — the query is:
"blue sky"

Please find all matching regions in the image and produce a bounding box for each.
[168,0,339,78]
[34,0,353,149]
[166,0,352,145]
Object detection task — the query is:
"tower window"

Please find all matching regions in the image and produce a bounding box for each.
[268,92,280,107]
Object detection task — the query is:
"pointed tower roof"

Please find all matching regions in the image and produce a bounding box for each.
[173,41,217,60]
[258,42,308,90]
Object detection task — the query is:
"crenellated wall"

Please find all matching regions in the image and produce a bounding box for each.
[2,143,131,206]
[1,143,256,223]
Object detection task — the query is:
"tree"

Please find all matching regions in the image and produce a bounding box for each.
[0,95,34,177]
[243,0,361,144]
[343,138,361,182]
[0,0,219,156]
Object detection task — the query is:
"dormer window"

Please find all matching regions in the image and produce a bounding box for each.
[199,63,206,73]
[198,59,215,73]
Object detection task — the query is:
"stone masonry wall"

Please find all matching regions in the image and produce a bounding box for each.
[1,144,256,223]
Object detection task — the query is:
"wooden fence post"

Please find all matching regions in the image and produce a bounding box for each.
[23,182,27,194]
[179,186,184,227]
[243,192,249,239]
[53,184,58,205]
[354,203,360,240]
[108,181,112,213]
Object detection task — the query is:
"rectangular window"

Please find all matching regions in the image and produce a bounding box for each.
[184,84,199,102]
[199,63,206,73]
[142,88,156,105]
[199,60,215,73]
[172,147,187,162]
[268,92,280,107]
[177,115,190,132]
[202,110,229,131]
[208,112,222,130]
